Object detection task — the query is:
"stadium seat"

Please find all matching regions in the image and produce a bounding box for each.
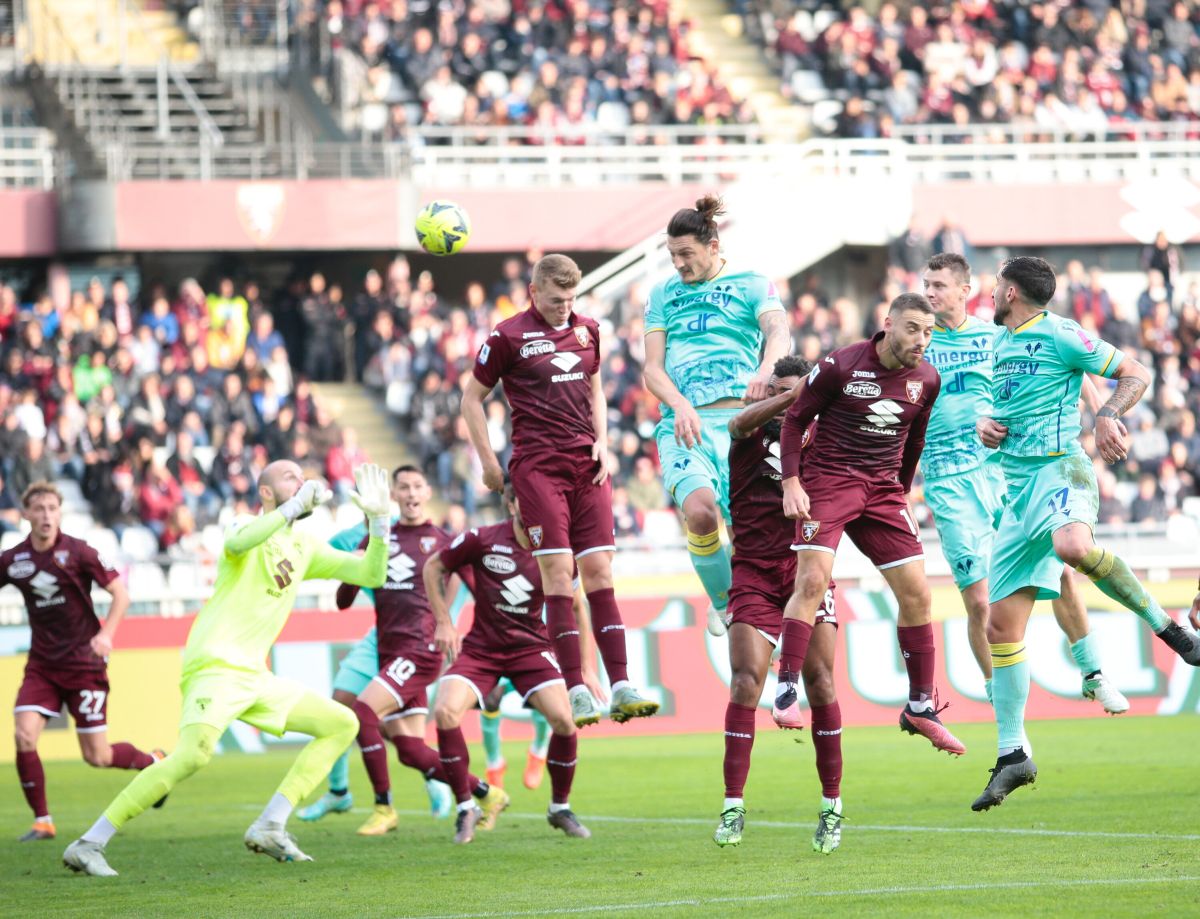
[200,524,225,557]
[192,445,216,474]
[55,478,86,509]
[128,561,167,595]
[120,526,161,562]
[791,70,829,104]
[88,528,121,564]
[641,510,684,545]
[0,531,24,552]
[168,560,202,592]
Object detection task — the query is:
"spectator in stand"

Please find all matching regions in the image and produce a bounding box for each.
[1142,231,1185,305]
[1130,470,1168,525]
[210,372,259,447]
[138,460,183,544]
[301,272,346,381]
[209,422,255,504]
[351,269,388,381]
[94,462,141,536]
[245,311,285,362]
[0,468,21,533]
[168,429,219,524]
[10,437,54,498]
[325,426,369,502]
[141,295,180,347]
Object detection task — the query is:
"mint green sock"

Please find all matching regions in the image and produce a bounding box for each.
[1069,634,1100,676]
[688,536,731,611]
[328,751,349,794]
[1076,548,1171,631]
[984,677,993,705]
[481,710,503,768]
[531,710,551,758]
[991,654,1029,754]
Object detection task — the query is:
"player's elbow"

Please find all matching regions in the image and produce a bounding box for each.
[1119,358,1152,387]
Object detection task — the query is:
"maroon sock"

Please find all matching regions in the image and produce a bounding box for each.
[779,619,814,678]
[586,588,629,685]
[16,750,48,819]
[436,726,474,803]
[393,735,443,781]
[810,702,843,799]
[545,594,584,687]
[109,742,155,770]
[546,732,577,805]
[897,623,937,703]
[722,702,756,799]
[352,700,391,797]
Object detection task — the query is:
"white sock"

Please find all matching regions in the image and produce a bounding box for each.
[723,797,744,811]
[822,796,842,814]
[530,742,549,758]
[908,697,934,713]
[611,680,630,694]
[548,801,571,813]
[259,792,293,826]
[568,683,588,695]
[457,800,475,813]
[999,744,1022,758]
[82,815,117,846]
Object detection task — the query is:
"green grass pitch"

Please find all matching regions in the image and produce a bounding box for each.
[8,715,1200,918]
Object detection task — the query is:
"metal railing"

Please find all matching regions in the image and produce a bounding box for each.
[891,121,1200,146]
[0,126,54,187]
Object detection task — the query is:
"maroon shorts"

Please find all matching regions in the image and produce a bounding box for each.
[440,643,566,707]
[509,448,615,557]
[372,647,443,715]
[791,471,923,569]
[14,660,111,733]
[728,555,837,644]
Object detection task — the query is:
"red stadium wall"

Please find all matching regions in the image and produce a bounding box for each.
[0,190,57,257]
[4,581,1197,762]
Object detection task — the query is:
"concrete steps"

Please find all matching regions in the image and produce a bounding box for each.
[308,383,419,477]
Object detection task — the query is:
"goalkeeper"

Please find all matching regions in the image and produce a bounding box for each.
[63,462,392,877]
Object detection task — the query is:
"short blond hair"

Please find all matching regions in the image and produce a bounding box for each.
[531,254,582,291]
[21,481,62,508]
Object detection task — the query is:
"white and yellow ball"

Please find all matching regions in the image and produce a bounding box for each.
[414,200,471,256]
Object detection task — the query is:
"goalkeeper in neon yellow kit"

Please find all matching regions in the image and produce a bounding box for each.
[63,462,392,876]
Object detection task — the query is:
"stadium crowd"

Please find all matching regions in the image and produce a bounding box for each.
[302,0,754,139]
[740,0,1200,139]
[1,233,1197,558]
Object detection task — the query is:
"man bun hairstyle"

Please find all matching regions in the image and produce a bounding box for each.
[889,292,935,315]
[926,252,972,285]
[531,254,582,290]
[667,194,725,244]
[998,256,1057,307]
[773,355,813,379]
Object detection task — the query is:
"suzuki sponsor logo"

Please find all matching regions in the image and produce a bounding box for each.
[30,570,63,606]
[500,574,535,609]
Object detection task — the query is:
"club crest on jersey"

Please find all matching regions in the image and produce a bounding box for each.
[574,326,589,348]
[419,536,438,554]
[54,550,70,567]
[906,381,923,403]
[801,521,821,542]
[528,526,543,548]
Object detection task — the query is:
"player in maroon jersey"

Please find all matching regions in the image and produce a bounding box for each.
[2,482,164,842]
[775,293,966,756]
[332,465,508,836]
[462,253,657,728]
[713,356,845,854]
[425,482,587,845]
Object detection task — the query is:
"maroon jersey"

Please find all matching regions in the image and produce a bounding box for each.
[348,521,450,661]
[730,420,816,559]
[437,521,548,654]
[472,306,601,459]
[781,333,939,490]
[0,532,119,670]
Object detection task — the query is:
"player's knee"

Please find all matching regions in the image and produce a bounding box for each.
[433,703,460,731]
[794,567,829,604]
[14,726,38,751]
[331,706,358,745]
[82,746,112,768]
[803,667,836,707]
[173,744,214,776]
[545,711,575,735]
[729,671,764,706]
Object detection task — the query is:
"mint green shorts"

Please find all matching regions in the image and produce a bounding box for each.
[925,463,1007,589]
[988,453,1097,604]
[655,407,739,522]
[332,627,378,695]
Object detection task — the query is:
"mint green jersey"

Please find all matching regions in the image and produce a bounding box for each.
[922,315,996,479]
[644,264,783,410]
[992,311,1123,459]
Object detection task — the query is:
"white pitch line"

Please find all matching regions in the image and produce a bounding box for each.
[255,811,1200,844]
[396,875,1200,919]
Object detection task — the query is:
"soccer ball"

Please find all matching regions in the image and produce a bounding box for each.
[414,200,471,256]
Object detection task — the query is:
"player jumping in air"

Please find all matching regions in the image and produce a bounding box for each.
[920,253,1129,715]
[3,482,165,843]
[776,293,966,756]
[713,357,845,854]
[462,254,657,728]
[426,483,588,844]
[63,463,392,876]
[642,196,790,637]
[972,256,1200,811]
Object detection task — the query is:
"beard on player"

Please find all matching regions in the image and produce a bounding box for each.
[761,418,783,440]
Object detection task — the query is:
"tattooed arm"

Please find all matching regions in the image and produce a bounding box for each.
[1094,357,1151,465]
[746,310,792,402]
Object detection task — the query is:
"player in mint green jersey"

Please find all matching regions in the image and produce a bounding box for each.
[63,463,393,876]
[643,195,790,637]
[920,253,1127,716]
[971,256,1200,812]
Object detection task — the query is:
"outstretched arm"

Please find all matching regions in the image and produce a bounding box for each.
[745,310,790,402]
[728,378,805,440]
[307,538,388,590]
